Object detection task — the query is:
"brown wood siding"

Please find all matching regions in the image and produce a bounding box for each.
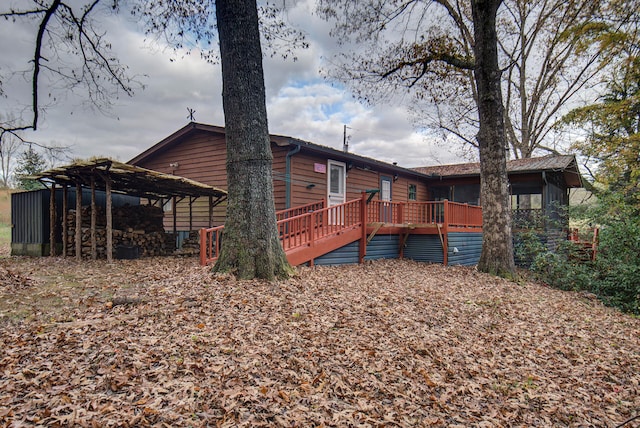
[390,176,428,202]
[136,130,229,188]
[288,152,428,206]
[134,130,229,230]
[288,153,331,207]
[347,168,382,200]
[134,131,433,229]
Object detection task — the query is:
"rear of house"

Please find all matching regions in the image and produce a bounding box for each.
[129,122,430,230]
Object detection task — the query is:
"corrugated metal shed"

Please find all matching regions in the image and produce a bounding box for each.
[11,188,139,256]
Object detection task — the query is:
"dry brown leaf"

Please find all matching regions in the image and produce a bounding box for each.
[0,257,638,427]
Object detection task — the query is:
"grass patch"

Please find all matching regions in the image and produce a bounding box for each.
[0,224,10,246]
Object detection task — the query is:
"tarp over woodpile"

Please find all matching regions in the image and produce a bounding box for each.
[32,158,227,201]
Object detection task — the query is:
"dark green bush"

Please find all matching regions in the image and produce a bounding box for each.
[524,192,640,315]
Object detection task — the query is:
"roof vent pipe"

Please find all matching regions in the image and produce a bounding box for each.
[343,124,350,153]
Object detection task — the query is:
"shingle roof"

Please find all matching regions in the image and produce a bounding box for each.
[129,122,431,179]
[413,155,583,187]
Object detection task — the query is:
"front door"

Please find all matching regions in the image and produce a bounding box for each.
[380,176,392,222]
[327,160,346,224]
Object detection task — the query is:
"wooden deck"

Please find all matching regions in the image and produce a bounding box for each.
[200,193,483,267]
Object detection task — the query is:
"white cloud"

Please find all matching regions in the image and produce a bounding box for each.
[0,1,465,169]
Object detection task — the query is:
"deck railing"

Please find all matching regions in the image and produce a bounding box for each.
[276,199,325,221]
[200,198,360,266]
[278,198,362,253]
[447,201,483,228]
[366,199,482,228]
[199,225,224,266]
[201,197,483,266]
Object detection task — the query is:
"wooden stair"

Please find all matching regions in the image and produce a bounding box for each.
[285,225,362,266]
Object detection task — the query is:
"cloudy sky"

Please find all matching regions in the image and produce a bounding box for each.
[0,0,471,170]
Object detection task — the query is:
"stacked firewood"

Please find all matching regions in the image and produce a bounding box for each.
[174,230,200,256]
[65,205,169,258]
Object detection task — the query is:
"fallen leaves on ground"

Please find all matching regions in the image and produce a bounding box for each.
[0,257,638,427]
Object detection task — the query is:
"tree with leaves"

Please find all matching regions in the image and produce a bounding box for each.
[1,0,300,278]
[319,0,616,160]
[14,145,46,190]
[320,0,516,276]
[561,5,640,207]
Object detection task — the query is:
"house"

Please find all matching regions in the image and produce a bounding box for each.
[129,122,432,230]
[129,123,585,266]
[129,122,486,266]
[414,155,583,231]
[13,122,583,266]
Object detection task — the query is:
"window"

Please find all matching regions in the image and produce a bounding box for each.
[408,184,417,201]
[163,198,173,212]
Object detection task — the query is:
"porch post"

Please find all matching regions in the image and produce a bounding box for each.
[105,176,113,263]
[90,176,97,260]
[443,200,449,266]
[62,184,68,257]
[359,191,367,264]
[49,183,56,256]
[75,183,82,261]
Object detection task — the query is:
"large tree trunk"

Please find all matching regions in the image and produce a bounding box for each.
[214,0,292,280]
[472,0,517,277]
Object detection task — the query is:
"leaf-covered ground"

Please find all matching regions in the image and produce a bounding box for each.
[1,257,638,427]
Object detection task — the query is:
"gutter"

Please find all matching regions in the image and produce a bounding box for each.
[285,141,301,209]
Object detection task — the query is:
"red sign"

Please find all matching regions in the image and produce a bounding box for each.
[314,163,326,173]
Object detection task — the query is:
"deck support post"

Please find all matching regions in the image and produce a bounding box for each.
[359,191,367,263]
[442,200,449,266]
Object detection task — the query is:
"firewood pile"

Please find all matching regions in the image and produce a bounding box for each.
[174,230,200,256]
[65,205,170,258]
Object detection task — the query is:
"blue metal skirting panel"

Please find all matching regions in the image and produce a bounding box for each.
[365,235,399,261]
[310,232,482,266]
[448,232,483,266]
[313,241,360,266]
[404,235,444,264]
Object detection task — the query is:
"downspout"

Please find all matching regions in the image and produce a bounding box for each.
[285,141,301,209]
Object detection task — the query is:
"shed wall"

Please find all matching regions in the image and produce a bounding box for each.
[11,188,139,256]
